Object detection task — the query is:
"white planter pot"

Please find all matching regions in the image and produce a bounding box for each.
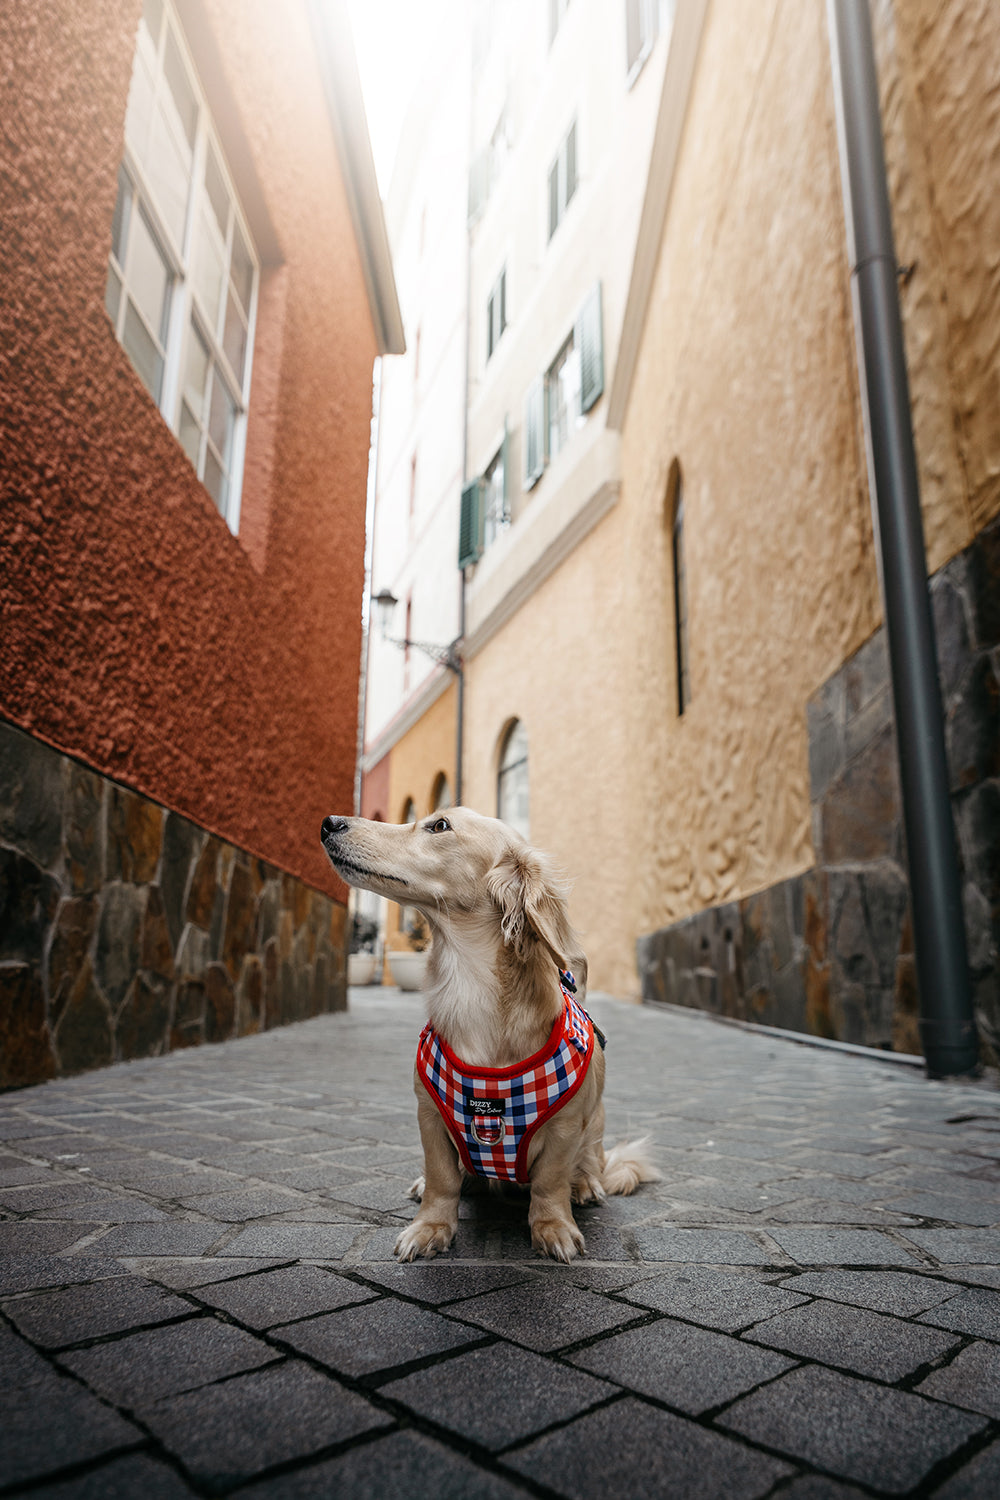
[347,953,377,987]
[388,950,429,992]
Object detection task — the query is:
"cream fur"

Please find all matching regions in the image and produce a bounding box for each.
[320,806,659,1261]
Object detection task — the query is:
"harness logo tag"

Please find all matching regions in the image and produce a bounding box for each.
[467,1096,505,1146]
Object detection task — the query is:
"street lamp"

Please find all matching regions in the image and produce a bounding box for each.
[371,588,462,675]
[370,588,464,801]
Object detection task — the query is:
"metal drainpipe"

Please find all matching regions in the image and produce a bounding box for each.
[827,0,977,1076]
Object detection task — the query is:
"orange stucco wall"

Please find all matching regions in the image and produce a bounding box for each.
[0,0,377,898]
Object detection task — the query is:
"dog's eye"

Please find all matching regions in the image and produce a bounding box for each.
[429,817,452,834]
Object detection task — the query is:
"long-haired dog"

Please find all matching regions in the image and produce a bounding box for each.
[320,807,658,1261]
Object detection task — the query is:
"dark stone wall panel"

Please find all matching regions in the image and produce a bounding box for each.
[0,720,347,1088]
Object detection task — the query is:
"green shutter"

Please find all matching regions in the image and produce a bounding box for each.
[523,376,545,489]
[458,479,484,568]
[577,281,604,414]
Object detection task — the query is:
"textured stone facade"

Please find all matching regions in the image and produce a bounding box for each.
[0,721,347,1089]
[638,518,1000,1068]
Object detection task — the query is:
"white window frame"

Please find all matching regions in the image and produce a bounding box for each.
[546,331,582,464]
[486,267,507,363]
[497,720,530,839]
[106,0,259,535]
[547,119,578,242]
[483,438,509,550]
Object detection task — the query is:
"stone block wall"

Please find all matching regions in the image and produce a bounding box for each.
[0,720,347,1089]
[638,516,1000,1067]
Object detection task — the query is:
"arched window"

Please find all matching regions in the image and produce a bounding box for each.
[402,798,416,825]
[497,720,529,838]
[667,460,690,716]
[431,773,451,811]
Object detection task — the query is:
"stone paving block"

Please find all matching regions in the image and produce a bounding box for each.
[619,1266,811,1330]
[323,1177,418,1213]
[444,1279,643,1352]
[0,1326,142,1489]
[777,1480,869,1499]
[782,1149,893,1177]
[193,1264,378,1327]
[231,1428,530,1499]
[535,1263,653,1292]
[3,1274,192,1347]
[902,1228,1000,1263]
[0,1220,98,1254]
[0,1254,125,1295]
[918,1285,1000,1340]
[505,1395,793,1499]
[719,1364,986,1493]
[382,1341,617,1449]
[0,1181,119,1211]
[766,1197,920,1226]
[87,1221,228,1256]
[28,1453,198,1498]
[766,1174,899,1204]
[40,1193,171,1221]
[778,1268,960,1317]
[937,1264,1000,1289]
[124,1256,287,1288]
[881,1192,1000,1226]
[0,1163,57,1186]
[273,1295,484,1378]
[59,1316,280,1405]
[175,1186,312,1219]
[221,1222,362,1258]
[746,1297,959,1382]
[767,1228,920,1265]
[916,1340,1000,1418]
[569,1316,796,1414]
[932,1436,1000,1499]
[139,1359,392,1489]
[353,1262,535,1304]
[631,1226,774,1263]
[265,1164,369,1192]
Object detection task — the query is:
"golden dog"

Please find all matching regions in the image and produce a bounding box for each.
[320,807,658,1262]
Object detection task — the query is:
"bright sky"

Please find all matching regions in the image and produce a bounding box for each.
[344,0,454,195]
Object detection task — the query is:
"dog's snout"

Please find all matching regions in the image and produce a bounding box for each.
[321,816,349,841]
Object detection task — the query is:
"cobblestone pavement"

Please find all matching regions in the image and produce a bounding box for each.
[1,991,999,1498]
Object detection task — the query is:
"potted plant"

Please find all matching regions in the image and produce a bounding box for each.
[389,911,431,991]
[347,912,379,987]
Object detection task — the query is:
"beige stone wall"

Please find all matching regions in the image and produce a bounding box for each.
[872,0,1000,558]
[383,680,458,955]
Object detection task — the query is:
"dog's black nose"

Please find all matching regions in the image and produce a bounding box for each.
[321,816,348,841]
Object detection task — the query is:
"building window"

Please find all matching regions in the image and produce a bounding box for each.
[669,462,691,715]
[626,0,674,83]
[483,440,510,550]
[497,720,530,839]
[547,120,578,241]
[487,268,507,362]
[546,333,581,465]
[106,0,258,533]
[549,0,571,47]
[431,773,451,811]
[525,282,603,489]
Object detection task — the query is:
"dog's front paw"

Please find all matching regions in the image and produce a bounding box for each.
[571,1173,606,1206]
[408,1175,425,1201]
[394,1217,456,1261]
[531,1216,585,1263]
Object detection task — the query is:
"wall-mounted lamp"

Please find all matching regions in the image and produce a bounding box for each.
[371,588,462,675]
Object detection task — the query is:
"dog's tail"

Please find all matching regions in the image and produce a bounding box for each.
[601,1137,662,1197]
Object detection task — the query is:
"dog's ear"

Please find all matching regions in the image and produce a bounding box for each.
[486,847,576,967]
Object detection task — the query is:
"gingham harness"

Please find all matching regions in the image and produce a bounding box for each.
[415,975,602,1185]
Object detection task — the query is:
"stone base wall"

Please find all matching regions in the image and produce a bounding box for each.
[0,720,347,1089]
[638,517,1000,1068]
